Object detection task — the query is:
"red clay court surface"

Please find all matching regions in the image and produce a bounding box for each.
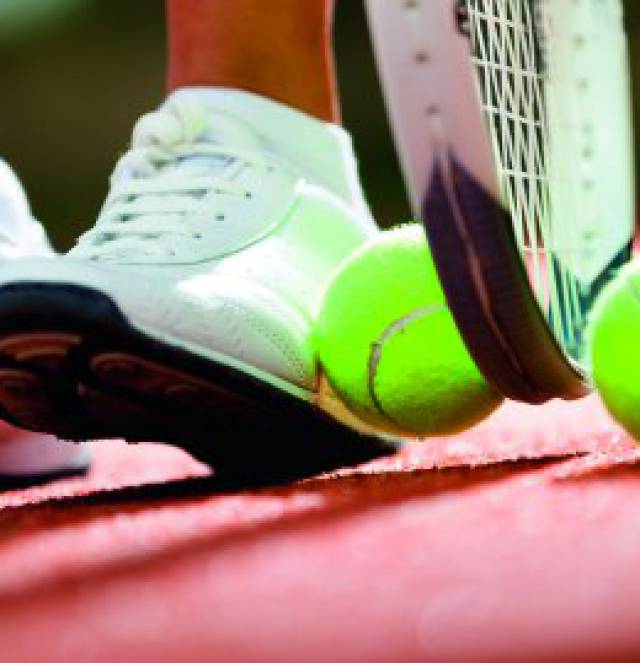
[1,396,640,662]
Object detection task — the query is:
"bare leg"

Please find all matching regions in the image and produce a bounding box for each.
[166,0,339,122]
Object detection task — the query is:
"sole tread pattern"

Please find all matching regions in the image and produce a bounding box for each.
[0,283,398,484]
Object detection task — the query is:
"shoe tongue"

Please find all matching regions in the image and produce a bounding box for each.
[166,88,364,207]
[199,112,263,152]
[149,102,263,180]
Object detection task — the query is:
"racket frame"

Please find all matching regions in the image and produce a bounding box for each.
[364,0,631,403]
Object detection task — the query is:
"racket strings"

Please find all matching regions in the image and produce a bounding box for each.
[464,0,588,357]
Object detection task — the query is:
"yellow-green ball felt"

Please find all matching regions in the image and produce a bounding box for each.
[589,260,640,440]
[314,224,502,436]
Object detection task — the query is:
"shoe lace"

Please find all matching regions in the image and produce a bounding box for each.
[73,101,266,260]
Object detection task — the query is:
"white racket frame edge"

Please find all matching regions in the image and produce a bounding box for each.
[363,0,634,402]
[364,0,500,215]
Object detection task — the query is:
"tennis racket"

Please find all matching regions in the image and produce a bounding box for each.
[364,0,635,403]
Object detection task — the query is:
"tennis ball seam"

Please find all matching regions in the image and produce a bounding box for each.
[367,304,447,427]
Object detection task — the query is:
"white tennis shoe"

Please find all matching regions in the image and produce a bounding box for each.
[0,91,396,480]
[0,159,89,483]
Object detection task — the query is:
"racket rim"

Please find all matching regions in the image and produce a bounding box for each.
[364,0,633,403]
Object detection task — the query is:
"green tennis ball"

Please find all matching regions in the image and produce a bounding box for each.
[589,260,640,440]
[314,224,502,436]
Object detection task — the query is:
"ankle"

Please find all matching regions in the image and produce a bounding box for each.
[166,0,339,122]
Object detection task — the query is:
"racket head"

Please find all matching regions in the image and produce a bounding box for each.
[365,0,634,403]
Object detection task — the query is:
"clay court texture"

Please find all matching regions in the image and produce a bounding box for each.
[1,395,640,662]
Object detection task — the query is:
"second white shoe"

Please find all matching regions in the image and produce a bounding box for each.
[0,159,90,483]
[0,90,397,481]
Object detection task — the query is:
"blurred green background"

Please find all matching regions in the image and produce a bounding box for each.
[0,0,638,250]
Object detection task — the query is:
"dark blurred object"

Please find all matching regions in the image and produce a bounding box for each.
[0,0,165,249]
[335,1,411,228]
[0,0,637,250]
[0,0,90,43]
